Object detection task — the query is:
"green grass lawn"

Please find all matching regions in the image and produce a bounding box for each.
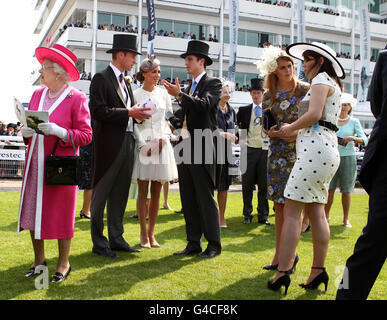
[0,191,385,300]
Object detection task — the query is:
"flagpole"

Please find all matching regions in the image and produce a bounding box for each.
[91,0,98,77]
[351,0,355,95]
[137,0,143,73]
[290,0,294,43]
[219,0,224,79]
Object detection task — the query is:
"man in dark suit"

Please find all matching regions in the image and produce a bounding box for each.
[163,40,222,258]
[237,78,270,225]
[89,34,151,258]
[336,49,387,299]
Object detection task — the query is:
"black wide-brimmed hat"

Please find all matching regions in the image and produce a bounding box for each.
[180,40,213,66]
[106,34,141,55]
[250,78,264,91]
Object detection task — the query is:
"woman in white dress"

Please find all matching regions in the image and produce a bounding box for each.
[132,56,178,248]
[267,42,344,295]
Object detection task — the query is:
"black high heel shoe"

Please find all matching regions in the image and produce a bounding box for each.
[267,269,291,295]
[290,253,299,274]
[24,261,47,278]
[299,267,329,291]
[80,210,91,219]
[263,263,278,270]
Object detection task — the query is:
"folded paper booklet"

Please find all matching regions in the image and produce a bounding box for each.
[139,97,158,116]
[14,97,49,135]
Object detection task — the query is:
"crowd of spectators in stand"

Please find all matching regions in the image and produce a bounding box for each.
[251,0,291,8]
[336,52,377,62]
[63,21,91,30]
[309,7,340,15]
[98,23,138,33]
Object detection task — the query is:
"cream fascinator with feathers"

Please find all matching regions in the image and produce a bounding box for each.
[255,46,283,77]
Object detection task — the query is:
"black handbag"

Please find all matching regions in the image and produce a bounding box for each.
[45,131,80,185]
[262,108,277,131]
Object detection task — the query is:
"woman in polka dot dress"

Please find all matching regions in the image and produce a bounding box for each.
[267,42,345,295]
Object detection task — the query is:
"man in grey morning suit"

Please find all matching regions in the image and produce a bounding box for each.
[236,78,270,226]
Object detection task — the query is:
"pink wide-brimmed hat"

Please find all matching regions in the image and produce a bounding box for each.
[35,44,80,81]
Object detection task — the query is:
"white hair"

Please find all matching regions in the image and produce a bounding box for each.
[52,62,71,83]
[220,78,235,92]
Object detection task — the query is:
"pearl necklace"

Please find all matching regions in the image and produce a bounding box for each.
[219,104,228,112]
[338,115,350,121]
[48,84,68,99]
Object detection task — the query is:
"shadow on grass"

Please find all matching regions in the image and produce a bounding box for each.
[42,253,200,299]
[187,273,283,300]
[0,250,129,299]
[188,272,332,300]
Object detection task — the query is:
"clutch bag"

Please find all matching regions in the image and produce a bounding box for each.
[262,109,277,131]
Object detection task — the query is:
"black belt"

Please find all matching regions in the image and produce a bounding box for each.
[318,120,338,132]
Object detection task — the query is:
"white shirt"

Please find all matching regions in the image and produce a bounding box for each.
[190,71,206,94]
[109,62,130,105]
[109,62,133,132]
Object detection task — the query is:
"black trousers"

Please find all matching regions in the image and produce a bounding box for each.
[336,156,387,300]
[90,133,135,250]
[241,146,269,221]
[178,163,221,252]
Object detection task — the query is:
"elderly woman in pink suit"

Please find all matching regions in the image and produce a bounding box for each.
[17,44,92,283]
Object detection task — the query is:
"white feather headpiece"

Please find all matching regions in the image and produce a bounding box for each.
[255,46,283,77]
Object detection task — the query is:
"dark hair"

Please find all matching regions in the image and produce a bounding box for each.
[135,71,145,82]
[193,55,207,69]
[112,51,128,60]
[303,50,343,91]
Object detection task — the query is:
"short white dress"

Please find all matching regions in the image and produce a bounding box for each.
[284,72,341,204]
[131,86,178,184]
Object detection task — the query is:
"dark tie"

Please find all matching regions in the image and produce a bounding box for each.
[119,74,128,103]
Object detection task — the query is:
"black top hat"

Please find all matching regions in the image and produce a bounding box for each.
[106,34,141,55]
[180,40,213,66]
[250,78,264,91]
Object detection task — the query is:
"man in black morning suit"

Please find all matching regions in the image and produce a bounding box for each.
[163,40,222,258]
[237,78,270,225]
[336,49,387,299]
[89,34,150,258]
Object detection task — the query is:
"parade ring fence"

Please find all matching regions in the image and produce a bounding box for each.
[0,136,26,178]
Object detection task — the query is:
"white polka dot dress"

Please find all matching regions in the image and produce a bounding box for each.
[284,72,341,204]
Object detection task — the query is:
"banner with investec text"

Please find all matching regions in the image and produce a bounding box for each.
[228,0,239,83]
[146,0,156,57]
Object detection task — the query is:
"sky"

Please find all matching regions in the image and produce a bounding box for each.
[0,1,40,124]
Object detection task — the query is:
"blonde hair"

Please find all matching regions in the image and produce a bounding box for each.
[264,53,297,108]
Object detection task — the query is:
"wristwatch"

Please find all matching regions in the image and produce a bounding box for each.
[175,91,184,101]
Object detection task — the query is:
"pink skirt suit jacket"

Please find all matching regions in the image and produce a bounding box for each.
[17,86,92,239]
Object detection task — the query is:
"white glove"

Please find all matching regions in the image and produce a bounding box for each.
[37,122,67,140]
[21,126,35,138]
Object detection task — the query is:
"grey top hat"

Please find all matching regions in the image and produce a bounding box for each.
[180,40,213,66]
[107,34,141,55]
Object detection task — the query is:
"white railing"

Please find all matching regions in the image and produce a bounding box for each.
[0,136,26,178]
